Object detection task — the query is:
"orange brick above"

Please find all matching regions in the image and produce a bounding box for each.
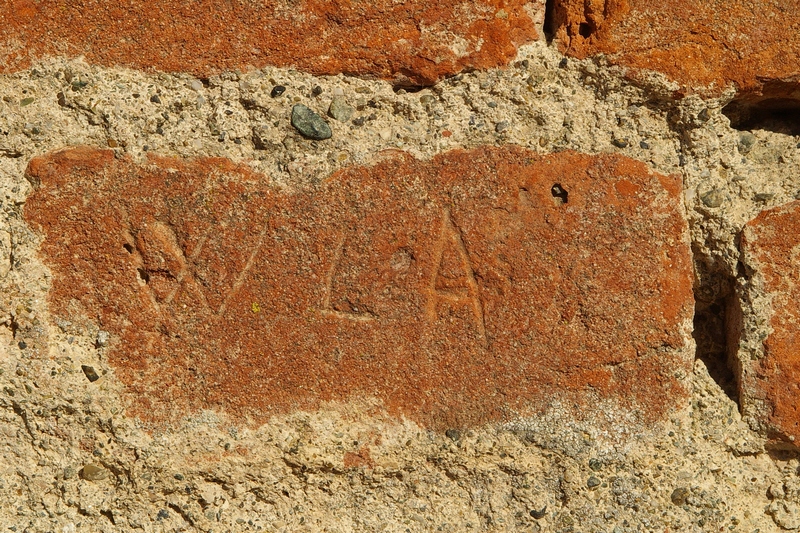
[741,202,800,444]
[553,0,800,95]
[24,146,694,429]
[0,0,538,85]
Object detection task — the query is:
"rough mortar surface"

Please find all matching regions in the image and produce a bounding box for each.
[1,37,800,532]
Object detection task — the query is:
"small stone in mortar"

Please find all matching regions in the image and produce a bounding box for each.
[291,104,332,140]
[82,464,108,481]
[701,189,724,208]
[328,97,354,122]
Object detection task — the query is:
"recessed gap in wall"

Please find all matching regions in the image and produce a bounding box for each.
[393,84,425,94]
[543,0,557,42]
[693,279,738,403]
[722,82,800,135]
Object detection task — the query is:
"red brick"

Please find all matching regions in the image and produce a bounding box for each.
[24,146,694,429]
[0,0,539,85]
[553,0,800,95]
[740,202,800,444]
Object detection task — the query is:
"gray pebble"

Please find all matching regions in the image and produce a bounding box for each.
[587,476,601,488]
[445,429,461,441]
[419,95,436,106]
[612,137,629,148]
[495,121,510,133]
[526,74,544,86]
[291,104,332,140]
[754,192,775,203]
[671,487,690,505]
[738,132,756,154]
[328,97,354,122]
[701,189,724,208]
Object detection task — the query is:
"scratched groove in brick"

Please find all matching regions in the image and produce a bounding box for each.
[24,146,694,429]
[1,0,538,85]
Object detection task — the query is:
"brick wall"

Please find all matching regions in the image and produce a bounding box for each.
[2,1,800,531]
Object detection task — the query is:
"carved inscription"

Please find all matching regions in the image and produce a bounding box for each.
[132,220,211,312]
[24,146,694,429]
[426,209,486,346]
[321,235,376,322]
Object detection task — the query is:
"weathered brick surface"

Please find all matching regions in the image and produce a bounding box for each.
[740,202,800,444]
[24,146,693,429]
[0,0,539,85]
[553,0,800,95]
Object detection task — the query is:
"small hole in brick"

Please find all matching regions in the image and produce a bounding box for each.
[551,183,568,205]
[578,22,592,38]
[123,243,133,253]
[137,268,150,284]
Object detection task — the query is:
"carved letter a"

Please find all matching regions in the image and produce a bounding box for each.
[426,209,487,347]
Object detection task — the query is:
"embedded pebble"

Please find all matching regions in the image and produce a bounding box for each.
[701,189,724,208]
[291,104,332,140]
[671,487,690,505]
[82,464,109,481]
[81,365,100,382]
[445,429,461,441]
[738,132,757,154]
[328,97,354,122]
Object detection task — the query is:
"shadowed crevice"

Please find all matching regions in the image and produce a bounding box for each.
[723,82,800,135]
[543,0,557,42]
[692,256,738,403]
